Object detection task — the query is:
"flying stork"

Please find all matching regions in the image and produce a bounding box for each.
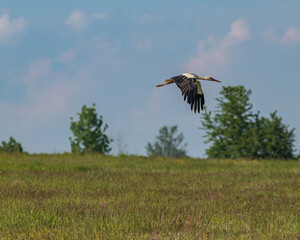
[156,73,221,113]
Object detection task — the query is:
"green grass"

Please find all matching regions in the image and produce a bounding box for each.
[0,154,299,239]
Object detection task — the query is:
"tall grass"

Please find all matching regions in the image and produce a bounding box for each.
[0,153,299,239]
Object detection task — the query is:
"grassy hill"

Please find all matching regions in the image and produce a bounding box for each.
[0,154,299,239]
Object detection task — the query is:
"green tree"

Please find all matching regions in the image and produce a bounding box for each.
[146,125,187,158]
[251,111,295,159]
[201,86,255,158]
[0,136,23,153]
[69,103,112,154]
[201,85,296,159]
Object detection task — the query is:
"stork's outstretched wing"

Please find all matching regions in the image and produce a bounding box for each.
[171,75,205,113]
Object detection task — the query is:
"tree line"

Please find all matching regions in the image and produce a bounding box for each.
[1,85,298,159]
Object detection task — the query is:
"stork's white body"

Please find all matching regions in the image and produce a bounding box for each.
[182,73,196,79]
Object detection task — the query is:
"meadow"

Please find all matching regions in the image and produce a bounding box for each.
[0,154,299,239]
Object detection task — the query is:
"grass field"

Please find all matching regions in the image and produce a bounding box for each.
[0,154,299,239]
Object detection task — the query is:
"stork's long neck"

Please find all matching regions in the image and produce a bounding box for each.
[197,75,209,80]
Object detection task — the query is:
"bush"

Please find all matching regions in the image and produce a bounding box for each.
[0,137,23,153]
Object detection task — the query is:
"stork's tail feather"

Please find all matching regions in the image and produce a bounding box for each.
[156,79,174,87]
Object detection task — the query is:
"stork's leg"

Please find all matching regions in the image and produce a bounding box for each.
[164,79,174,83]
[156,79,174,87]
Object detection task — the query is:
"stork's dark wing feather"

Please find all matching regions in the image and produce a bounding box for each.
[172,75,196,94]
[171,75,205,113]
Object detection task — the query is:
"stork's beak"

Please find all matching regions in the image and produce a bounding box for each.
[210,78,221,83]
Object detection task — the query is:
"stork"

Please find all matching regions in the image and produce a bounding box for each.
[156,73,221,113]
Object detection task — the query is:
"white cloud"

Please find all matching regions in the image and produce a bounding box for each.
[65,10,88,31]
[226,19,250,42]
[65,10,107,32]
[16,79,79,126]
[55,34,113,64]
[136,40,152,49]
[0,35,119,152]
[27,58,51,84]
[56,49,76,63]
[0,13,27,45]
[24,58,78,122]
[0,57,83,129]
[185,19,250,73]
[261,26,300,44]
[282,27,300,43]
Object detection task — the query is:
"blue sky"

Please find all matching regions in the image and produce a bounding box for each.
[1,0,300,157]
